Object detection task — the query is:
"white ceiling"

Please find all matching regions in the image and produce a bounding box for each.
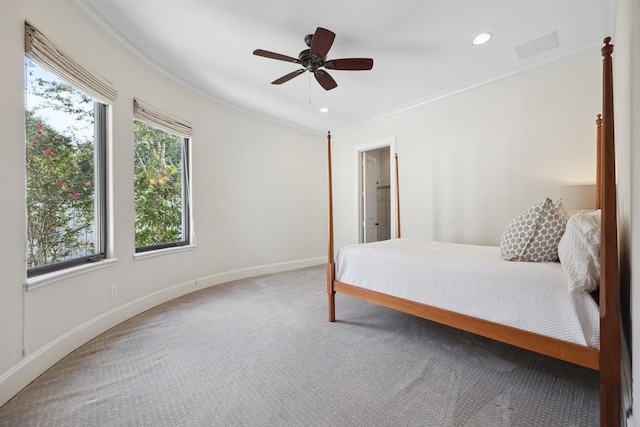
[79,0,611,134]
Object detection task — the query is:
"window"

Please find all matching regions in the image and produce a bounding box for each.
[24,22,116,277]
[133,100,192,252]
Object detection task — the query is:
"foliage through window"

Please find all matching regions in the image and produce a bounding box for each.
[134,120,190,251]
[25,58,106,276]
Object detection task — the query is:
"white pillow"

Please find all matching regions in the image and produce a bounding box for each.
[500,198,568,262]
[558,210,601,292]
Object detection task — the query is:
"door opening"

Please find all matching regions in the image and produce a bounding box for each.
[360,146,391,243]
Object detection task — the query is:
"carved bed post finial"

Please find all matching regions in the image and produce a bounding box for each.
[602,37,613,57]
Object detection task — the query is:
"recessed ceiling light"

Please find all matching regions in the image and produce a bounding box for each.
[473,33,493,45]
[320,107,330,113]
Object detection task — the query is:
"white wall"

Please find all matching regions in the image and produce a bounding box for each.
[1,0,636,418]
[332,50,602,251]
[615,0,640,424]
[0,0,326,405]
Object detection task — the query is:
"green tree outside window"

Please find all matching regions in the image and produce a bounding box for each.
[134,121,186,249]
[25,59,99,271]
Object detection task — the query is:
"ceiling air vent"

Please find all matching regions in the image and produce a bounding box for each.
[514,31,559,60]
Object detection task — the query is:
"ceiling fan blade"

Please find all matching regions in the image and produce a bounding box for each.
[326,58,374,71]
[310,27,335,58]
[253,49,300,64]
[271,69,306,85]
[314,70,337,91]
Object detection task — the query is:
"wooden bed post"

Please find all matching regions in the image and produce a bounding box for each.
[327,131,336,322]
[599,37,621,427]
[596,114,603,210]
[395,153,401,238]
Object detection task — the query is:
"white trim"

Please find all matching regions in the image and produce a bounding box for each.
[340,38,605,134]
[3,276,197,407]
[76,0,617,135]
[0,256,324,407]
[76,1,322,136]
[133,244,196,261]
[76,3,609,135]
[25,258,118,291]
[196,257,325,289]
[354,137,398,243]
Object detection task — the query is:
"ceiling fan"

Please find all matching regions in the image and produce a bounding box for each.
[253,27,374,91]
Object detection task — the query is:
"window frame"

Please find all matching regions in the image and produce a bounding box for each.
[26,95,108,278]
[134,127,192,254]
[24,22,116,278]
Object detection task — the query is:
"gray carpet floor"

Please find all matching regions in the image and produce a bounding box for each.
[0,265,598,426]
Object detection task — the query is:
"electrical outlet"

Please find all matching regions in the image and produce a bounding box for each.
[260,251,266,259]
[110,283,118,298]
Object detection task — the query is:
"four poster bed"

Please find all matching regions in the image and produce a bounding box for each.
[326,38,623,425]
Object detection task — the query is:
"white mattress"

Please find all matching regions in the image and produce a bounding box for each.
[336,238,599,348]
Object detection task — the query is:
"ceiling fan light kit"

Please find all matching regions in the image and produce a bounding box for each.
[253,27,374,91]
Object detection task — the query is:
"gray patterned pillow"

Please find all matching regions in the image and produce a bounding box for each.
[500,198,568,262]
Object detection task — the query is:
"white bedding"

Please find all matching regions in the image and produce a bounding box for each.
[336,238,599,348]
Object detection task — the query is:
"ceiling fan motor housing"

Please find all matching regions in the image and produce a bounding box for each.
[298,49,324,72]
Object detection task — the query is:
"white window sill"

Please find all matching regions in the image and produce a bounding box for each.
[133,244,196,261]
[25,258,119,291]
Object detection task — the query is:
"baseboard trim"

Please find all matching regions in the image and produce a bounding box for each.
[0,257,325,406]
[196,257,325,290]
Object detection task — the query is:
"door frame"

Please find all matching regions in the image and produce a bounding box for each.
[363,151,379,243]
[355,136,397,243]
